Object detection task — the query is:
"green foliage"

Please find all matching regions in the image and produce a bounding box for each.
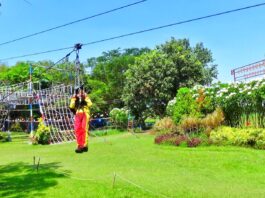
[88,48,150,113]
[191,80,265,127]
[0,132,8,142]
[173,87,200,124]
[10,122,23,132]
[179,116,201,134]
[0,61,76,87]
[178,107,224,135]
[200,107,225,134]
[32,118,51,145]
[166,97,176,116]
[153,117,177,135]
[109,108,128,129]
[210,126,265,149]
[195,88,215,115]
[85,78,108,114]
[123,38,217,125]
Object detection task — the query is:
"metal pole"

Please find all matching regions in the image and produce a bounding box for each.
[74,43,82,88]
[7,110,12,142]
[29,64,34,136]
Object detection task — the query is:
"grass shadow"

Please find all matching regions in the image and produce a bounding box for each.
[0,162,66,198]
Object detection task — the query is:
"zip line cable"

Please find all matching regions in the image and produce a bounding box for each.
[0,46,73,61]
[1,2,265,62]
[0,0,147,47]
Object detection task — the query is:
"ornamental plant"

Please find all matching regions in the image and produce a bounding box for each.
[153,117,177,135]
[32,118,51,145]
[109,108,129,129]
[172,87,200,124]
[210,126,265,149]
[190,79,265,128]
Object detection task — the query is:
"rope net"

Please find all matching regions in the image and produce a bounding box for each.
[0,82,76,144]
[0,103,8,131]
[38,84,75,144]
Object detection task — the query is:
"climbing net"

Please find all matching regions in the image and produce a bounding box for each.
[0,103,8,131]
[0,82,76,144]
[38,84,75,144]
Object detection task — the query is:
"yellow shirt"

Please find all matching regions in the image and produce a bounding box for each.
[69,95,92,114]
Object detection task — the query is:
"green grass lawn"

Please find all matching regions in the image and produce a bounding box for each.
[1,132,265,198]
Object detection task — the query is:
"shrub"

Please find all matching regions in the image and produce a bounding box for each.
[201,107,225,136]
[173,135,188,146]
[196,88,215,115]
[173,87,200,124]
[210,126,265,149]
[187,137,202,147]
[179,116,201,134]
[10,122,23,132]
[110,108,128,129]
[178,107,224,135]
[166,97,176,116]
[153,117,177,135]
[32,118,51,145]
[0,132,9,142]
[201,107,224,129]
[154,134,175,144]
[256,131,265,149]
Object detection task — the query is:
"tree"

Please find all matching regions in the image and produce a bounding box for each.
[83,77,108,114]
[193,43,218,85]
[0,61,77,87]
[87,48,150,113]
[122,38,217,126]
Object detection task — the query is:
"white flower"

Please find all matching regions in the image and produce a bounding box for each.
[229,93,236,97]
[168,99,176,106]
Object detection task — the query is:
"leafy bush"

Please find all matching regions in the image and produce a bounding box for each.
[187,137,202,147]
[154,134,202,147]
[166,97,176,116]
[201,107,225,135]
[10,122,23,132]
[195,88,215,115]
[178,107,224,135]
[109,108,128,129]
[31,118,51,145]
[191,80,265,127]
[173,135,188,146]
[173,87,200,124]
[256,131,265,149]
[210,126,265,149]
[153,117,177,135]
[179,116,201,134]
[154,134,174,144]
[0,132,9,142]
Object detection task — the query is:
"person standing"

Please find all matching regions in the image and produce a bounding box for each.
[69,86,92,153]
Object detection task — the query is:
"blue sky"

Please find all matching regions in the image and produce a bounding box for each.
[0,0,265,82]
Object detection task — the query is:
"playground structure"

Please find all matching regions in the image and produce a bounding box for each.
[0,44,83,144]
[0,79,76,144]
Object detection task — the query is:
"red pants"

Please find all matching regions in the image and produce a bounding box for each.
[74,112,89,148]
